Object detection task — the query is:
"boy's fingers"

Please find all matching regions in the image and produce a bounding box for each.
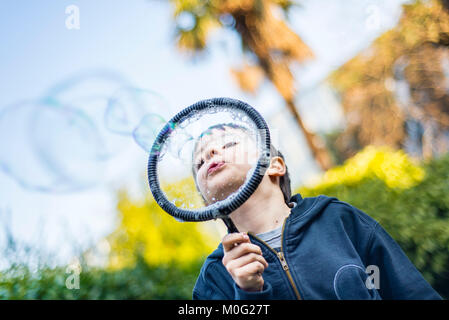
[226,252,268,271]
[222,233,250,252]
[223,242,263,263]
[235,261,265,278]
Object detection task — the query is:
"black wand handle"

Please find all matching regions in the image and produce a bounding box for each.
[222,217,239,233]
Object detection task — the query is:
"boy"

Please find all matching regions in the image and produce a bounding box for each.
[191,122,442,300]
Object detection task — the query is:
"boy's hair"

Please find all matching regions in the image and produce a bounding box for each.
[191,123,292,205]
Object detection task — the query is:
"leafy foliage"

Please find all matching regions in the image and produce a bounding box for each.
[0,256,203,299]
[0,177,220,300]
[330,0,449,160]
[107,177,221,270]
[298,146,449,299]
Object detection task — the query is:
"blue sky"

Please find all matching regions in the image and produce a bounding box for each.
[0,0,408,267]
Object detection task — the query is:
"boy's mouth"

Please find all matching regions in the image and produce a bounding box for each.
[208,161,226,175]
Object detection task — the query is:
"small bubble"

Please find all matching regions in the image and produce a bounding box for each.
[133,114,166,153]
[106,87,169,135]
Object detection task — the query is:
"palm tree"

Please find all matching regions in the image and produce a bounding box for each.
[168,0,334,170]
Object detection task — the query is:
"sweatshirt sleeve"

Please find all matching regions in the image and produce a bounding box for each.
[233,281,274,300]
[192,262,233,300]
[366,222,442,300]
[192,261,274,300]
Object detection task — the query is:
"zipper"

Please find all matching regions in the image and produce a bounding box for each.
[248,219,302,300]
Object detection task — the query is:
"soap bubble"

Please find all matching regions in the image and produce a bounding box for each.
[0,69,172,193]
[41,71,134,158]
[105,87,171,135]
[166,129,195,161]
[0,101,106,192]
[132,114,168,153]
[153,103,264,214]
[43,70,130,103]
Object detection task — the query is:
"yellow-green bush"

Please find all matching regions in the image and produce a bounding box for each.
[0,176,221,300]
[305,146,425,190]
[108,176,221,270]
[299,146,449,299]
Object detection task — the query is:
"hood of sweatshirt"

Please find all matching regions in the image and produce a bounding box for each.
[207,193,337,261]
[194,193,442,300]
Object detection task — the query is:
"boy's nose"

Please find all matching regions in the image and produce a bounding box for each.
[206,146,220,160]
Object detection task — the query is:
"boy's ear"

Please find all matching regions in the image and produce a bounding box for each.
[266,156,286,177]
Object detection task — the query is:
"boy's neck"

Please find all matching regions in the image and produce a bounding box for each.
[229,182,291,234]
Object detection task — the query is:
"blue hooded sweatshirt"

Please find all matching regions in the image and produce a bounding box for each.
[192,194,442,300]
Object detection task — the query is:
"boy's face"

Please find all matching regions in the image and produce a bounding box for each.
[193,127,259,205]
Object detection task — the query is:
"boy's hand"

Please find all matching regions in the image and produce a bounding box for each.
[221,232,268,292]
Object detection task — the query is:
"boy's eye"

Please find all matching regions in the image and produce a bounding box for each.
[223,141,238,148]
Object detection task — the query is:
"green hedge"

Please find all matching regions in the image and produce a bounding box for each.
[0,256,202,299]
[299,152,449,299]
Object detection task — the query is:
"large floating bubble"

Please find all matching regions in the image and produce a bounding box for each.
[43,70,131,106]
[41,71,134,159]
[0,70,172,193]
[44,73,173,158]
[0,101,106,192]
